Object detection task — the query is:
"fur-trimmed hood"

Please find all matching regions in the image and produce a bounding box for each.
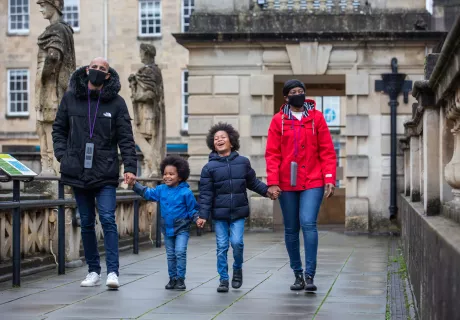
[68,66,121,102]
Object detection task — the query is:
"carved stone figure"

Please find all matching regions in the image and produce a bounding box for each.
[36,0,76,176]
[129,44,166,177]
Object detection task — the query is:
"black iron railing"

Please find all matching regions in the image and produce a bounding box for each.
[0,175,202,287]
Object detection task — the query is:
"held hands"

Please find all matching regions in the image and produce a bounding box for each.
[267,185,282,200]
[196,218,207,229]
[124,172,137,186]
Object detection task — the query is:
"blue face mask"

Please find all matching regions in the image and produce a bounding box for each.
[288,94,305,108]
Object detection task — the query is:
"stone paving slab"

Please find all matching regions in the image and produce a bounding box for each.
[0,230,391,320]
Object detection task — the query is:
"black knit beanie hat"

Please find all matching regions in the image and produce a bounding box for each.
[283,79,306,96]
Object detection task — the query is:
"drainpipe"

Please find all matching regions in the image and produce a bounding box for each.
[103,0,108,59]
[375,58,411,220]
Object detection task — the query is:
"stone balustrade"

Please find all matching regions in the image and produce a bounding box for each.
[398,16,460,320]
[0,195,156,266]
[254,0,362,12]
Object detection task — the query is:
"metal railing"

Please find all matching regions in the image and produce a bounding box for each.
[254,0,362,12]
[0,175,200,287]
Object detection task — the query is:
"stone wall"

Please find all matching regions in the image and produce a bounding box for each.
[399,15,460,320]
[398,195,460,320]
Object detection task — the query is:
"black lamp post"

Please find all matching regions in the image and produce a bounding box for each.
[375,58,412,220]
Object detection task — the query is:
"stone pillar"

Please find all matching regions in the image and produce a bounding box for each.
[444,88,460,222]
[400,138,410,196]
[409,135,421,202]
[423,107,441,215]
[413,81,440,215]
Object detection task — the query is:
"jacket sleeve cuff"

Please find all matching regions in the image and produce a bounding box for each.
[324,174,336,186]
[124,166,137,175]
[132,182,146,197]
[267,180,279,186]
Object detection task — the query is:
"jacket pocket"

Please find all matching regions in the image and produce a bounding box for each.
[93,149,120,180]
[60,150,83,178]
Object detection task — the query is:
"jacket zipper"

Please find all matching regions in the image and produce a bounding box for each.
[70,117,74,145]
[227,158,233,217]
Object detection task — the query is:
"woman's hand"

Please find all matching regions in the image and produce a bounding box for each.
[324,183,335,198]
[267,185,282,200]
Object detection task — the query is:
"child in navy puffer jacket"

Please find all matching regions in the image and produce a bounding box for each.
[131,155,199,291]
[198,123,280,293]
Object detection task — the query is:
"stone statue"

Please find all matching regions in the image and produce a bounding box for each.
[36,0,76,176]
[129,44,166,178]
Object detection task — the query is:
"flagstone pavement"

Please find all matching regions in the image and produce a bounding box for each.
[0,229,391,320]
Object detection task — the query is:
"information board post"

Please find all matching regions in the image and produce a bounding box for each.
[0,154,37,287]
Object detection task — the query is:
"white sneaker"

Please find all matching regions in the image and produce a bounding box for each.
[80,272,101,287]
[106,272,120,289]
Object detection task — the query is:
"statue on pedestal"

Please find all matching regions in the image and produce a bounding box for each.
[36,0,76,176]
[128,44,166,178]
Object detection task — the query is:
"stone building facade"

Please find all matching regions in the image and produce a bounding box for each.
[174,0,446,232]
[0,0,193,152]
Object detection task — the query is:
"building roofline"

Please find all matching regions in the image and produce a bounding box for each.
[173,31,447,46]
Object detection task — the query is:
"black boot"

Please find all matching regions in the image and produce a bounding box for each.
[174,278,186,290]
[165,278,176,290]
[232,269,243,289]
[217,280,229,293]
[290,273,305,291]
[305,276,317,292]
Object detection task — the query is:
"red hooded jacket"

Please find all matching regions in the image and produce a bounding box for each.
[265,99,337,191]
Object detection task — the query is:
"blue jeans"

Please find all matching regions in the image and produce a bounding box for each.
[279,187,324,278]
[73,185,119,276]
[164,231,190,279]
[215,218,245,281]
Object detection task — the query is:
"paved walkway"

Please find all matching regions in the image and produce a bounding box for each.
[0,230,390,320]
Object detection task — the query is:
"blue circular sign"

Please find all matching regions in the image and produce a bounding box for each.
[324,108,336,124]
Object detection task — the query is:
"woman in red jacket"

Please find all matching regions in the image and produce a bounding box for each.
[265,79,336,292]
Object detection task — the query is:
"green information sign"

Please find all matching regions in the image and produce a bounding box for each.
[0,154,37,178]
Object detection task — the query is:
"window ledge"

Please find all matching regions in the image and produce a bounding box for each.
[6,114,30,120]
[7,32,30,37]
[137,35,163,41]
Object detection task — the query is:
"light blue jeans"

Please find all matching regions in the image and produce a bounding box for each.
[215,218,245,281]
[279,187,324,278]
[164,231,190,279]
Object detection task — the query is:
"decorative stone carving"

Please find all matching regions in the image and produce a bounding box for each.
[444,89,460,202]
[129,44,166,178]
[36,0,76,176]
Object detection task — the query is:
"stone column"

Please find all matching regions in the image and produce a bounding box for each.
[400,138,410,197]
[409,135,421,202]
[413,81,440,215]
[444,88,460,222]
[423,107,440,214]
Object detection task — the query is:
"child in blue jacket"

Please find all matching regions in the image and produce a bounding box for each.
[131,155,199,290]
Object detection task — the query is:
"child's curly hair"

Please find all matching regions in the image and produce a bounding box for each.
[206,122,240,152]
[160,155,190,181]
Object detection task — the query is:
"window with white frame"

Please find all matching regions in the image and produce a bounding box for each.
[63,0,80,31]
[139,0,162,37]
[8,0,30,34]
[181,0,194,32]
[7,69,30,116]
[182,70,189,131]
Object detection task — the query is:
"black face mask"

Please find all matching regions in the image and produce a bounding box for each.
[88,69,108,87]
[288,94,305,108]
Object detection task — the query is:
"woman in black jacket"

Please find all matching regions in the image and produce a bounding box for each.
[198,123,278,293]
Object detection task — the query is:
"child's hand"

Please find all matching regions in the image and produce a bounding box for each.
[196,218,207,228]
